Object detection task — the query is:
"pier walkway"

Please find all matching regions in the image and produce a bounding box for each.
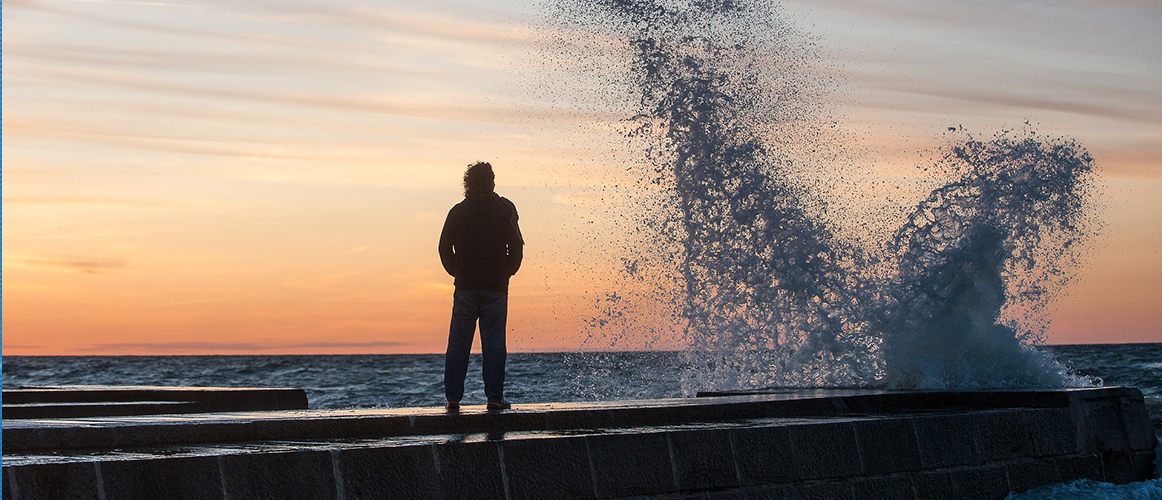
[2,387,1156,500]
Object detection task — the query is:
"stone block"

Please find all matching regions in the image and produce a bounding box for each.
[669,429,740,491]
[435,439,506,500]
[221,450,336,500]
[948,464,1009,500]
[787,480,854,500]
[1102,449,1156,484]
[1055,454,1103,482]
[730,426,797,485]
[587,431,676,498]
[1023,408,1078,457]
[1132,450,1158,480]
[618,493,708,500]
[101,456,221,500]
[148,422,251,448]
[542,409,607,432]
[354,416,416,439]
[494,412,547,435]
[1080,398,1129,453]
[853,418,921,474]
[253,418,333,441]
[707,484,790,500]
[335,444,441,500]
[1110,448,1157,483]
[974,411,1031,461]
[851,476,913,500]
[913,414,980,468]
[7,463,99,500]
[1119,398,1156,451]
[501,436,594,500]
[1006,459,1060,494]
[608,407,674,428]
[787,421,861,480]
[910,470,954,500]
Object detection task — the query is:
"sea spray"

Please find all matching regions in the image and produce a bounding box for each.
[882,129,1098,388]
[549,0,879,393]
[548,0,1100,393]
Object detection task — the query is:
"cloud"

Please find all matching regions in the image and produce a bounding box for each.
[3,0,42,8]
[82,342,265,352]
[280,341,409,349]
[4,41,457,83]
[79,340,410,353]
[3,197,172,207]
[284,271,365,289]
[5,232,147,240]
[8,0,541,72]
[60,0,199,7]
[8,255,126,274]
[18,66,606,124]
[863,82,1162,126]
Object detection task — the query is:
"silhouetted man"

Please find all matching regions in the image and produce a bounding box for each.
[438,161,523,411]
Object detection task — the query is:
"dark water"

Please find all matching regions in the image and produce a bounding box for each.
[2,344,1158,409]
[1,351,685,409]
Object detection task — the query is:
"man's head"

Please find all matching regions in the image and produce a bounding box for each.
[463,161,495,197]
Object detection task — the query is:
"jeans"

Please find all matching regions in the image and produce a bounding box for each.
[445,289,508,403]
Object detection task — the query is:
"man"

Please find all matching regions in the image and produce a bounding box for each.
[438,161,523,411]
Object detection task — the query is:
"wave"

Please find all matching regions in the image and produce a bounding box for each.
[554,0,1100,393]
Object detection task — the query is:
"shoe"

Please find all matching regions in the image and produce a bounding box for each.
[486,400,511,410]
[445,401,460,411]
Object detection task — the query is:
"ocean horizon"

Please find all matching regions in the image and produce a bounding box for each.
[5,343,1160,410]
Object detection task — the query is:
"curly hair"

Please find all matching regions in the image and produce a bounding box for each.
[463,161,495,197]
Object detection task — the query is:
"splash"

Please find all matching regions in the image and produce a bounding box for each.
[549,0,1099,393]
[882,130,1097,388]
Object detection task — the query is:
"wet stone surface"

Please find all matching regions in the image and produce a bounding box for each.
[1,388,1154,500]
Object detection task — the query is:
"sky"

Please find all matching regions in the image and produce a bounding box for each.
[2,0,1160,355]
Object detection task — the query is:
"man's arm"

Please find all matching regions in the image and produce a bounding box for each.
[438,208,457,277]
[505,201,524,276]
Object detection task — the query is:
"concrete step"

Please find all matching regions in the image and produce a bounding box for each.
[2,388,1155,500]
[2,386,308,420]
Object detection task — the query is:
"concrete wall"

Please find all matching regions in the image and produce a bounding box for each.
[3,387,308,419]
[2,388,1155,500]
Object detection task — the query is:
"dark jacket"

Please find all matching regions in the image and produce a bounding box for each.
[438,193,524,293]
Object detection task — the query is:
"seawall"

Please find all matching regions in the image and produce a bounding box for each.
[2,387,1156,499]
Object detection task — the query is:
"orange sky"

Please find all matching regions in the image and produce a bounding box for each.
[3,0,1161,354]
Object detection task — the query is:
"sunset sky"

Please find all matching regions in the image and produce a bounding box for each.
[3,0,1160,355]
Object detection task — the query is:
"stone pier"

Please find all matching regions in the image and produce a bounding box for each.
[2,387,1156,500]
[3,386,308,419]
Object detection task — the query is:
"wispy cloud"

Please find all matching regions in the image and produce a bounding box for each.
[8,255,127,274]
[281,341,409,349]
[61,0,199,7]
[860,81,1162,126]
[5,232,147,240]
[15,66,603,124]
[78,340,410,353]
[3,197,172,207]
[82,342,264,352]
[284,270,365,289]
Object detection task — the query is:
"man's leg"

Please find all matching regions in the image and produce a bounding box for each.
[444,290,479,403]
[478,290,508,403]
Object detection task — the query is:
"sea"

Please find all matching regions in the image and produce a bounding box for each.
[3,343,1160,410]
[5,1,1160,497]
[4,344,1161,499]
